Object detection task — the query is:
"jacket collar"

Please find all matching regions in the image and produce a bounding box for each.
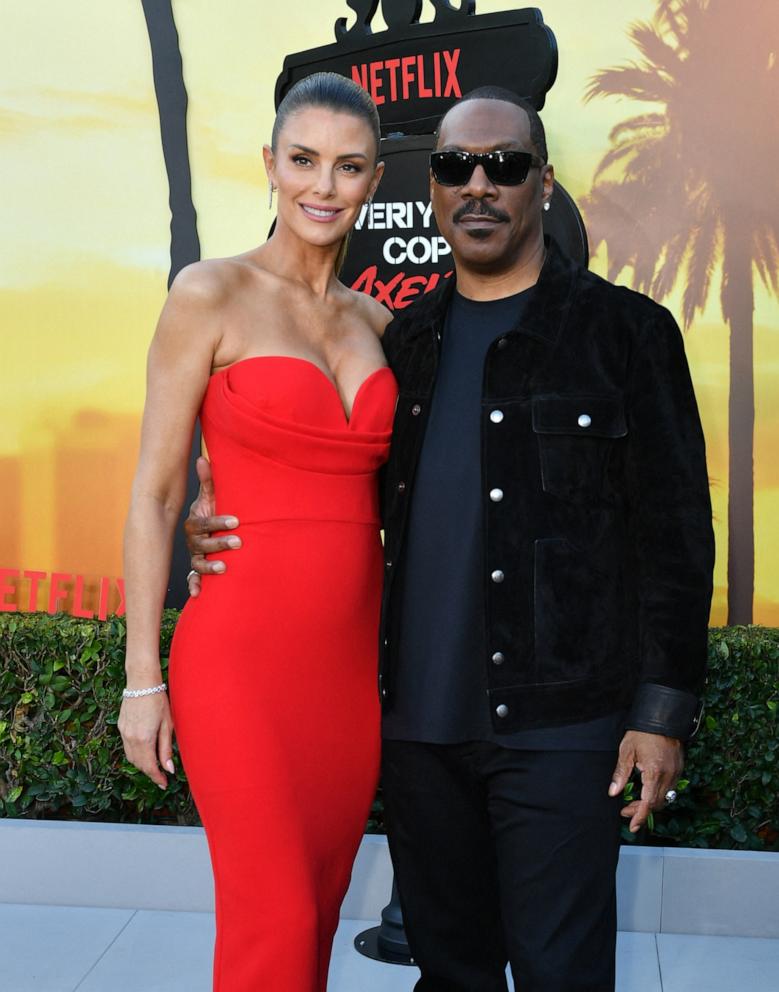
[398,236,579,345]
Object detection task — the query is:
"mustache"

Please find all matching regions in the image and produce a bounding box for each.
[453,200,510,224]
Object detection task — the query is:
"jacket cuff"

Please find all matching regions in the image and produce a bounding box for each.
[625,683,704,741]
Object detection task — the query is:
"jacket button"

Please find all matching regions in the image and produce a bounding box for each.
[578,413,592,428]
[492,651,505,665]
[385,560,393,569]
[490,409,504,424]
[496,336,508,350]
[496,704,509,718]
[411,404,422,416]
[397,481,406,493]
[489,488,504,502]
[491,569,505,583]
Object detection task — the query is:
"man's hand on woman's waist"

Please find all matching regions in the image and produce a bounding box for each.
[184,455,241,597]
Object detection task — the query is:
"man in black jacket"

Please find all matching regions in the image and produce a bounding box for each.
[186,88,714,991]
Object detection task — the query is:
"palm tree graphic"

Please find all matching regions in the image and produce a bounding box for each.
[140,0,200,287]
[582,0,779,625]
[141,0,202,607]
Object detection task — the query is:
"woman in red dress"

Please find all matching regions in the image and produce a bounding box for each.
[118,73,395,991]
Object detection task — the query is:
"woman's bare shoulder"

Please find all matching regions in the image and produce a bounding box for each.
[346,286,393,338]
[168,257,249,308]
[152,258,258,366]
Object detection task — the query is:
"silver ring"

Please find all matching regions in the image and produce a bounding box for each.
[187,569,197,582]
[665,789,678,804]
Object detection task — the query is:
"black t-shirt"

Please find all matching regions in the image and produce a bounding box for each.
[382,287,627,749]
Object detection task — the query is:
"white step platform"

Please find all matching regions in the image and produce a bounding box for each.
[1,819,778,991]
[1,904,778,992]
[1,819,777,937]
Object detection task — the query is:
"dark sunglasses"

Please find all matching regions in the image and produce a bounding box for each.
[430,150,545,187]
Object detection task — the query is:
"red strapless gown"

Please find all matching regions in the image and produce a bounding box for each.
[169,356,397,992]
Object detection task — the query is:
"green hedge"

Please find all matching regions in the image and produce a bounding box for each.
[0,611,196,826]
[646,626,779,850]
[0,614,777,849]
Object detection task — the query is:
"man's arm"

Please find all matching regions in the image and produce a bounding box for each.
[610,303,715,830]
[624,304,714,732]
[184,456,241,597]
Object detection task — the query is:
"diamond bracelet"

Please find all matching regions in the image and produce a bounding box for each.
[122,682,167,699]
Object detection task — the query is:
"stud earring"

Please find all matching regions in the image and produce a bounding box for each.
[543,201,551,212]
[268,184,275,209]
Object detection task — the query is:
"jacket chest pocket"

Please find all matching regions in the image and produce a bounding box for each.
[532,394,627,502]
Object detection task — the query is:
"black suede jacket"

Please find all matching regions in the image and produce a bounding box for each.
[379,238,715,740]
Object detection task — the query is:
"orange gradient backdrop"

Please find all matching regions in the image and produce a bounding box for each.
[1,1,778,624]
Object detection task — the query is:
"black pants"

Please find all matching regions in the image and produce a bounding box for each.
[381,741,622,992]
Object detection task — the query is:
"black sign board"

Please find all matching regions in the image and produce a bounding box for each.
[343,134,452,310]
[276,2,558,133]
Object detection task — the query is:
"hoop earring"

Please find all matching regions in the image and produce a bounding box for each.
[268,184,275,210]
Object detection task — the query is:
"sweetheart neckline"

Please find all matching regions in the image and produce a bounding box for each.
[211,355,394,426]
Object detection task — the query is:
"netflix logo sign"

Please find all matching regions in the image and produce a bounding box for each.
[275,6,558,136]
[350,48,462,104]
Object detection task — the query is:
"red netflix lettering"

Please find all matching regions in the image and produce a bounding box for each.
[71,575,93,619]
[0,568,18,612]
[350,49,462,104]
[351,64,368,89]
[0,568,124,618]
[369,60,384,105]
[98,576,111,621]
[385,58,400,101]
[48,572,71,613]
[443,49,462,97]
[401,55,416,100]
[417,54,432,99]
[24,570,46,611]
[115,578,126,618]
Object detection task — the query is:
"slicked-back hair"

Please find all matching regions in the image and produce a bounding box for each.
[436,86,548,163]
[272,72,381,161]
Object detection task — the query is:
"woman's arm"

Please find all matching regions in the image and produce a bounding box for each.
[118,263,223,788]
